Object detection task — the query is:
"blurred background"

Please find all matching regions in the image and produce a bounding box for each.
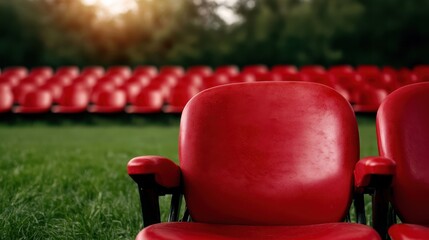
[1,0,428,69]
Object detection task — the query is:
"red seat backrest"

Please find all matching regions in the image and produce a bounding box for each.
[377,82,429,225]
[180,82,359,225]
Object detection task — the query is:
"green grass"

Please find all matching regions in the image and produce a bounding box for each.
[0,115,377,239]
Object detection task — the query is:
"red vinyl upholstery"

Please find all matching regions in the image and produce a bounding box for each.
[377,82,429,239]
[141,222,379,240]
[129,82,381,239]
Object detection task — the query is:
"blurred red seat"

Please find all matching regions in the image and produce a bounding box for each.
[329,65,354,74]
[202,74,229,89]
[30,67,53,79]
[300,72,334,87]
[375,82,429,240]
[160,66,185,78]
[176,74,203,89]
[52,86,89,113]
[397,69,419,86]
[242,65,268,74]
[0,74,21,87]
[214,65,239,76]
[3,67,28,79]
[39,82,63,103]
[106,66,132,79]
[72,75,98,89]
[271,65,298,74]
[186,66,212,77]
[20,75,46,86]
[81,66,105,78]
[151,74,178,88]
[12,83,37,104]
[46,75,72,87]
[255,72,283,82]
[88,89,126,113]
[134,66,158,78]
[56,66,79,78]
[97,75,124,87]
[230,72,256,83]
[300,65,325,73]
[90,82,116,103]
[352,86,388,112]
[126,89,164,113]
[126,75,151,87]
[13,89,52,113]
[0,84,13,113]
[164,85,199,113]
[120,81,143,103]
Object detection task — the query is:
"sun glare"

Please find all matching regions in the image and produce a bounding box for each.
[81,0,138,18]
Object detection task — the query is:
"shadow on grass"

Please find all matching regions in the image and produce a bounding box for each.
[0,112,181,127]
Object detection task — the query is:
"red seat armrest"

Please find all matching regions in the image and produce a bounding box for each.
[354,156,396,188]
[128,156,181,188]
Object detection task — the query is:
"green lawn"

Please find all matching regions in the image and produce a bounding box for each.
[0,115,377,239]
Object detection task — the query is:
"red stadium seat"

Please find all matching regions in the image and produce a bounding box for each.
[276,71,303,82]
[397,69,419,86]
[329,65,354,74]
[300,72,334,87]
[0,74,21,87]
[88,89,126,113]
[214,65,239,76]
[20,75,46,86]
[46,75,72,87]
[202,74,229,89]
[81,66,105,78]
[134,66,158,78]
[176,74,203,89]
[52,86,89,113]
[151,74,178,88]
[3,66,28,79]
[72,75,98,89]
[39,82,63,103]
[126,89,164,113]
[106,66,132,79]
[127,82,382,240]
[271,65,298,74]
[97,75,125,87]
[13,89,52,113]
[0,84,13,113]
[126,75,151,87]
[352,86,388,113]
[255,72,283,82]
[187,65,212,77]
[56,66,79,78]
[30,67,53,79]
[90,82,116,103]
[242,64,268,74]
[375,82,429,240]
[160,66,185,78]
[230,72,256,83]
[12,83,37,104]
[120,81,143,103]
[300,65,325,73]
[164,85,199,113]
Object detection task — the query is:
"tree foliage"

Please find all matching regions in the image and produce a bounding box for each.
[0,0,428,68]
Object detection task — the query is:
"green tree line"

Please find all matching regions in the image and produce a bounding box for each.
[1,0,428,68]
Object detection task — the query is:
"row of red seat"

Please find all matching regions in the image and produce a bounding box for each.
[1,65,429,114]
